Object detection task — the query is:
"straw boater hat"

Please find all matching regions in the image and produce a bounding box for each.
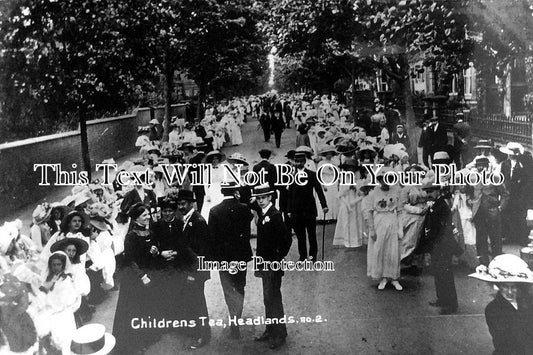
[499,142,525,156]
[469,254,533,284]
[432,151,452,165]
[295,145,314,157]
[32,203,52,224]
[227,153,249,166]
[204,150,226,163]
[51,237,89,255]
[71,323,116,355]
[252,184,276,197]
[473,139,492,150]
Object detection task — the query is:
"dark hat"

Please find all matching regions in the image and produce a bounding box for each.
[51,237,89,256]
[339,158,358,170]
[128,203,148,220]
[158,196,178,209]
[176,189,196,202]
[177,142,195,151]
[259,149,272,159]
[285,150,296,159]
[147,147,161,156]
[251,184,276,197]
[60,210,88,232]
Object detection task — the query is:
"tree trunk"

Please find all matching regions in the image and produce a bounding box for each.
[79,107,92,181]
[196,79,207,122]
[163,63,174,142]
[398,76,419,163]
[351,75,357,119]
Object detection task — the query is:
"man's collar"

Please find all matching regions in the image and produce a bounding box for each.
[261,203,273,215]
[183,208,194,221]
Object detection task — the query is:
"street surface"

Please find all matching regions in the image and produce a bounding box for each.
[11,117,509,354]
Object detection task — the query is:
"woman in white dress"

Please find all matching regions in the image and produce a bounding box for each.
[316,146,339,222]
[229,113,243,146]
[333,159,364,248]
[200,151,228,220]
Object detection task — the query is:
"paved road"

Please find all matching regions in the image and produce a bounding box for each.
[84,117,502,355]
[7,116,506,354]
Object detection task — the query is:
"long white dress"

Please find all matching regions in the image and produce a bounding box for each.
[229,116,243,146]
[200,164,227,220]
[333,185,364,247]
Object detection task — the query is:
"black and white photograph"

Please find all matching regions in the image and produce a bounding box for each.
[1,0,533,354]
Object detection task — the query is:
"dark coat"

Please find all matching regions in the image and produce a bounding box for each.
[287,168,327,217]
[253,160,277,190]
[208,198,253,262]
[389,132,411,149]
[485,293,533,355]
[117,188,157,223]
[426,123,448,155]
[425,196,462,265]
[256,205,292,263]
[182,210,211,282]
[151,218,197,273]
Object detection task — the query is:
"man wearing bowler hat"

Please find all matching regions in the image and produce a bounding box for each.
[252,185,292,350]
[288,151,328,261]
[176,189,212,349]
[207,182,253,339]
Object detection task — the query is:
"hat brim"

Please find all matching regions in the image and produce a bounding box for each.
[474,145,492,149]
[72,333,116,355]
[499,147,515,155]
[252,191,276,197]
[50,237,89,255]
[34,208,52,224]
[227,158,249,166]
[468,272,533,284]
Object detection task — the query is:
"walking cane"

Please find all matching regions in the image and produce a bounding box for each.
[321,212,326,260]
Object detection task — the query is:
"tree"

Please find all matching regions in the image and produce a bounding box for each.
[267,0,475,160]
[0,0,140,177]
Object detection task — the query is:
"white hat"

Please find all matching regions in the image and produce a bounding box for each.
[70,323,115,355]
[469,254,533,284]
[499,142,525,156]
[149,119,159,125]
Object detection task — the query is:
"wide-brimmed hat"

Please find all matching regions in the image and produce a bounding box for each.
[149,119,160,125]
[50,237,89,255]
[204,150,226,163]
[469,254,533,284]
[71,323,116,355]
[357,144,377,158]
[319,145,337,156]
[89,218,109,232]
[499,142,525,156]
[293,151,308,161]
[474,139,493,150]
[252,184,276,197]
[228,153,249,166]
[336,142,356,155]
[176,189,196,202]
[32,203,52,224]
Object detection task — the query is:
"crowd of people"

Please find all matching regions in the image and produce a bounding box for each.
[1,92,533,354]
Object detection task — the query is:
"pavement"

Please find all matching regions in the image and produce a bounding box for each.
[6,115,518,354]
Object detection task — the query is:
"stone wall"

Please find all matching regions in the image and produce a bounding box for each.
[0,104,187,218]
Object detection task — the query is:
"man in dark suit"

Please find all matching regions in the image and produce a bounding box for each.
[499,144,527,245]
[467,157,509,266]
[422,182,461,315]
[287,152,328,261]
[283,99,292,129]
[117,179,157,224]
[253,149,277,197]
[207,183,253,339]
[425,116,448,167]
[172,190,212,349]
[251,185,292,350]
[270,96,285,148]
[259,108,271,142]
